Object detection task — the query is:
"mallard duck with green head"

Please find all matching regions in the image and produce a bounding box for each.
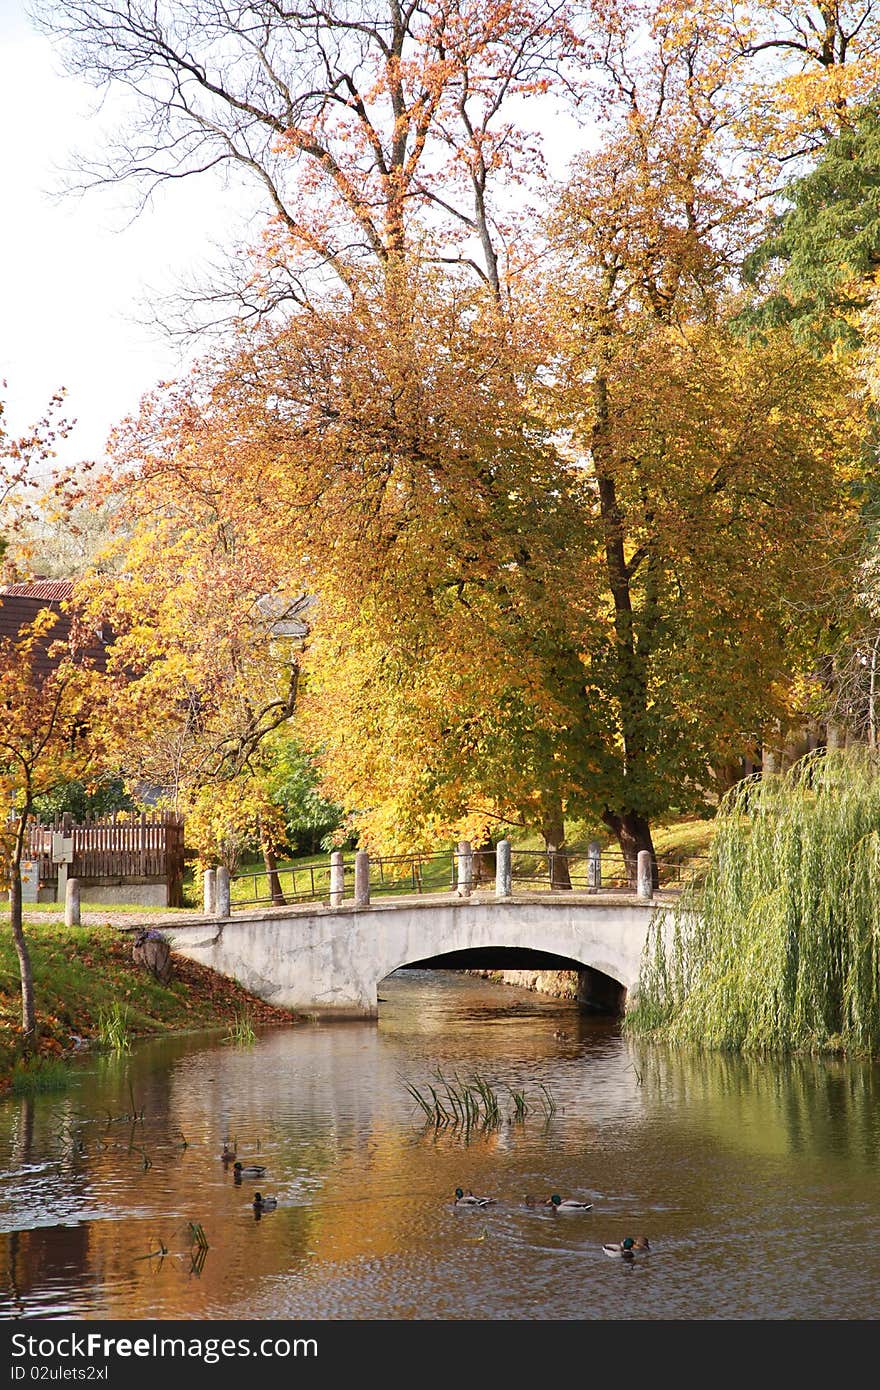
[545,1194,593,1211]
[454,1187,495,1207]
[253,1192,277,1211]
[233,1161,267,1178]
[603,1236,649,1258]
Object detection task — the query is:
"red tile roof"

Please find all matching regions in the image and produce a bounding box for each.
[1,579,75,602]
[0,581,105,679]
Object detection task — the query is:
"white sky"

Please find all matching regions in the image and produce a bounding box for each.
[0,0,251,471]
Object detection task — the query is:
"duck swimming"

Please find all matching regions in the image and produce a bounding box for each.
[253,1193,277,1210]
[454,1187,496,1207]
[603,1237,636,1257]
[603,1236,649,1257]
[233,1161,267,1178]
[545,1194,593,1211]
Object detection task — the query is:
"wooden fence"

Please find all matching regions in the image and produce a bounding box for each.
[25,811,186,907]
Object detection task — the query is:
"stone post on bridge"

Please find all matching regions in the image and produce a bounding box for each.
[216,865,231,918]
[354,850,370,907]
[587,842,602,892]
[330,851,345,907]
[456,840,473,898]
[636,851,653,901]
[203,867,217,916]
[495,839,512,898]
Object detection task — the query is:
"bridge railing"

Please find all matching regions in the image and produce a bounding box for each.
[228,850,457,909]
[509,848,709,892]
[226,841,709,910]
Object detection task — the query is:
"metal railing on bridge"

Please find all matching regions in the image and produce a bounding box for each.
[225,841,707,912]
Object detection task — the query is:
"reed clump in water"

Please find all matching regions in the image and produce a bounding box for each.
[627,749,880,1054]
[404,1069,556,1129]
[226,1009,257,1046]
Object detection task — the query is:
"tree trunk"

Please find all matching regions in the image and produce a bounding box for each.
[471,835,496,886]
[541,800,572,890]
[9,816,37,1053]
[261,839,286,906]
[602,808,658,890]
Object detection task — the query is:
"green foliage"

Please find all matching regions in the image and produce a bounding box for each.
[628,750,880,1053]
[265,737,345,853]
[32,776,134,824]
[96,1001,133,1054]
[10,1057,73,1095]
[740,108,880,347]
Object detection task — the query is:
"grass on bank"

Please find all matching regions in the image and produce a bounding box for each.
[0,920,296,1090]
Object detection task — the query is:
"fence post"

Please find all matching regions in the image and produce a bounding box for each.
[329,851,345,907]
[354,850,370,907]
[203,867,217,916]
[636,851,654,901]
[495,839,512,898]
[216,865,231,918]
[456,840,473,898]
[587,841,602,892]
[64,877,81,928]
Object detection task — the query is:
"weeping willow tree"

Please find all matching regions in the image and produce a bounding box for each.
[627,750,880,1054]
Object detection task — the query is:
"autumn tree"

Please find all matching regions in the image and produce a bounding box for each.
[740,102,880,745]
[36,0,580,303]
[529,3,869,875]
[75,443,312,881]
[34,1,875,885]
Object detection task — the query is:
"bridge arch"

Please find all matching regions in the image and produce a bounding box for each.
[392,945,628,1014]
[163,894,659,1019]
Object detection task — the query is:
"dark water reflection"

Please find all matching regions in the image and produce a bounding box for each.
[2,969,880,1320]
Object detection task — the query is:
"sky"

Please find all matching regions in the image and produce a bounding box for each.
[0,0,251,471]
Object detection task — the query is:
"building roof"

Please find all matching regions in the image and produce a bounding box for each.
[1,579,75,602]
[0,580,105,680]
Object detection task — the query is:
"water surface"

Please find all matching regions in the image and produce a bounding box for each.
[2,969,879,1320]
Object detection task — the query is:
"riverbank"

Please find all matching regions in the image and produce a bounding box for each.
[0,915,297,1091]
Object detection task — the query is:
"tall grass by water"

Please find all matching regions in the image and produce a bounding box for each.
[97,1002,133,1054]
[11,1057,73,1095]
[404,1069,557,1130]
[225,1009,257,1046]
[627,749,880,1054]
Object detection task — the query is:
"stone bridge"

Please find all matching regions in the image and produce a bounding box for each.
[160,889,667,1019]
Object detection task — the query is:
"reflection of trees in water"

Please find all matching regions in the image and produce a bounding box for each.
[0,1038,343,1316]
[1,1142,93,1322]
[627,1042,880,1165]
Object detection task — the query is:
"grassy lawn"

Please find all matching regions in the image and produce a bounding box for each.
[0,900,178,918]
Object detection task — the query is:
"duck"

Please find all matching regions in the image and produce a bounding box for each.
[603,1235,650,1257]
[233,1161,267,1178]
[545,1194,593,1211]
[454,1187,496,1207]
[221,1143,237,1163]
[252,1192,277,1211]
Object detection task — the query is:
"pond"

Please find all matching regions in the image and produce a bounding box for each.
[2,969,880,1320]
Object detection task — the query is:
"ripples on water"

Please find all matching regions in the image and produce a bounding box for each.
[2,968,880,1320]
